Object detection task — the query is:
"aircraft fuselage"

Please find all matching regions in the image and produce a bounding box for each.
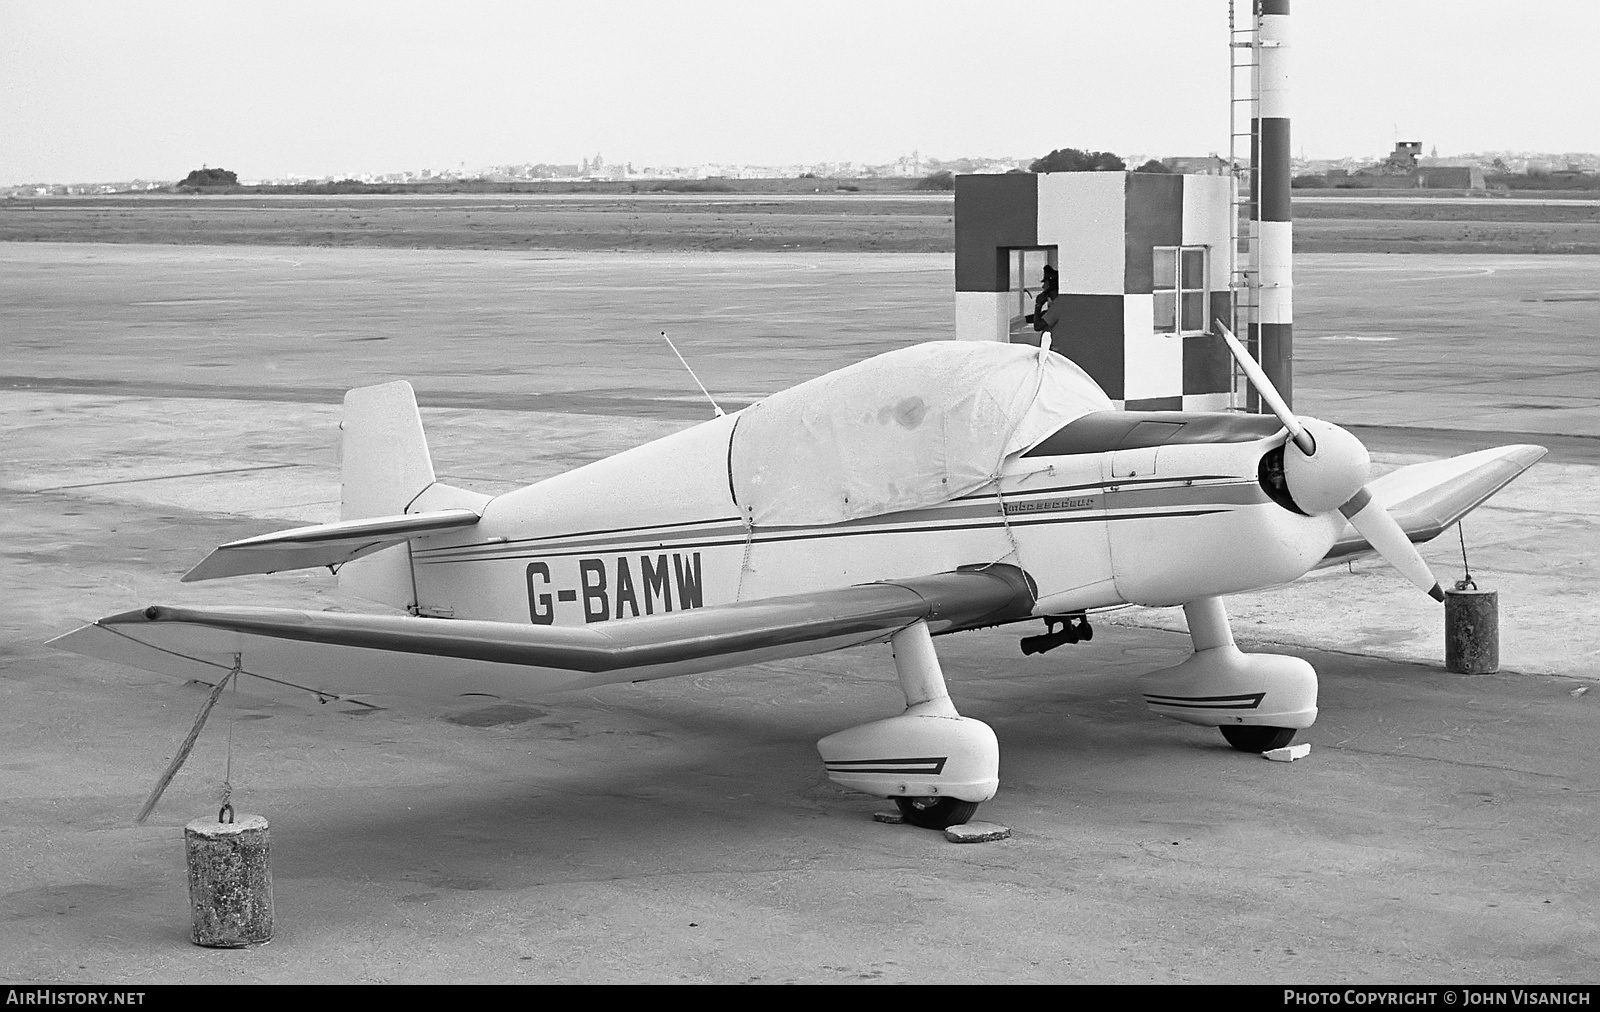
[406,410,1341,629]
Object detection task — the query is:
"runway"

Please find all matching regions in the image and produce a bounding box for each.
[2,242,1597,983]
[6,243,1598,434]
[1295,195,1600,206]
[8,191,1597,255]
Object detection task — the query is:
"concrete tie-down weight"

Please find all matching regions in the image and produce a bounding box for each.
[185,811,274,947]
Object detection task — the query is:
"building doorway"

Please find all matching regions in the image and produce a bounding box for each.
[1006,246,1057,346]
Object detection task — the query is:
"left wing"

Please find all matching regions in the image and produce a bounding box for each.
[49,566,1035,706]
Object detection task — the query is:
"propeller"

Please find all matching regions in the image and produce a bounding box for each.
[1216,321,1445,602]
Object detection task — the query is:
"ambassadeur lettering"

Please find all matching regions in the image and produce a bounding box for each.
[1002,495,1096,516]
[526,552,704,624]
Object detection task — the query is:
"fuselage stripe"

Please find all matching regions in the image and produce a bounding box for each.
[416,508,1230,566]
[949,474,1240,502]
[416,476,1267,564]
[412,514,742,555]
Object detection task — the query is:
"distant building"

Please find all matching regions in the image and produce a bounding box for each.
[1417,165,1485,189]
[1383,141,1422,173]
[1303,141,1487,190]
[1161,155,1228,175]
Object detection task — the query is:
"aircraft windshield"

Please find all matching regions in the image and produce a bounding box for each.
[729,342,1111,527]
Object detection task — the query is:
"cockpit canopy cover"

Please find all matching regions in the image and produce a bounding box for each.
[730,341,1112,527]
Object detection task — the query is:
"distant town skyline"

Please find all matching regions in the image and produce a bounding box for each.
[4,0,1599,187]
[8,144,1598,196]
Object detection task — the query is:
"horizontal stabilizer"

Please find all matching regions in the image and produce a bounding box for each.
[181,508,481,583]
[49,566,1035,707]
[1322,444,1546,564]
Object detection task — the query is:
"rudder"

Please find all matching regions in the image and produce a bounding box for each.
[338,381,437,610]
[340,380,437,521]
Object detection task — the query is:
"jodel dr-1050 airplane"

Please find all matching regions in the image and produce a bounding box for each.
[52,326,1544,829]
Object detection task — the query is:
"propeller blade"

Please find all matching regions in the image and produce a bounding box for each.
[1215,319,1441,602]
[1215,321,1314,456]
[1340,487,1446,602]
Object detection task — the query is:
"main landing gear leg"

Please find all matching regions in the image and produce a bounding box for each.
[890,617,957,719]
[1137,597,1317,753]
[816,620,999,830]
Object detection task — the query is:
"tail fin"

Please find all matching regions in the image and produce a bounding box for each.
[338,381,438,610]
[341,381,437,521]
[175,381,490,610]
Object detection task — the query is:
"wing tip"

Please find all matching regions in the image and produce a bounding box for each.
[1507,443,1549,468]
[94,606,163,625]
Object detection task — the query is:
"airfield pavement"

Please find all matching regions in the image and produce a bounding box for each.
[2,236,1598,984]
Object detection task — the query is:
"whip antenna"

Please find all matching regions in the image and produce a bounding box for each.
[660,331,725,417]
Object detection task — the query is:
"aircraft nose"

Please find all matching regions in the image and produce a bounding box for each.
[1281,417,1370,515]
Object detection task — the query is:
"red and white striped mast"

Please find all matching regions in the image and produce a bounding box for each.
[1254,0,1293,407]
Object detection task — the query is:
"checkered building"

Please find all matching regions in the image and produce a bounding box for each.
[954,171,1236,412]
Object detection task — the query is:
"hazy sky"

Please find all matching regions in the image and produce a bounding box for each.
[4,0,1597,184]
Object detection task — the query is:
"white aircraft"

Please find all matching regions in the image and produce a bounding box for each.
[52,328,1544,829]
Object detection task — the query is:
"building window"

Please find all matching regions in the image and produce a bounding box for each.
[1153,246,1208,335]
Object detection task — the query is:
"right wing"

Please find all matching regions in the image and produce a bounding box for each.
[48,566,1036,706]
[1321,444,1546,563]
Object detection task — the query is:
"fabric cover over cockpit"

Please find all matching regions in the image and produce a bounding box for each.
[729,341,1112,527]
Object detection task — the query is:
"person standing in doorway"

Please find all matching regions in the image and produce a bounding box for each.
[1031,264,1058,332]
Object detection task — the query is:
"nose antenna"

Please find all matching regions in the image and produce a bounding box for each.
[660,331,725,418]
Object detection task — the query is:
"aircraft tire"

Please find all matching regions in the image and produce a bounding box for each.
[894,796,979,830]
[1219,725,1297,753]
